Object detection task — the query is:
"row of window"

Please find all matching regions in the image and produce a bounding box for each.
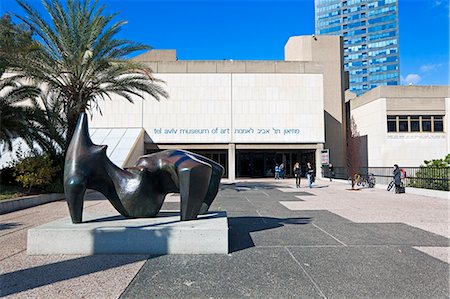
[316,0,340,6]
[344,12,365,22]
[368,4,396,17]
[368,38,397,49]
[317,10,340,21]
[368,21,396,33]
[370,55,398,64]
[343,20,366,29]
[316,2,341,13]
[387,116,444,133]
[344,36,367,45]
[369,30,397,41]
[368,72,398,81]
[320,20,397,34]
[319,25,342,34]
[349,69,368,75]
[368,63,398,72]
[343,5,365,14]
[347,63,399,75]
[368,46,397,57]
[368,13,396,25]
[342,0,363,7]
[317,17,341,28]
[368,0,397,9]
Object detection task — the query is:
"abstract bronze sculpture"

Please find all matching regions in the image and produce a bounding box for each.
[64,113,224,223]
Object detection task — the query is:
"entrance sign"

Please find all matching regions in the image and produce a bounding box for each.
[321,149,329,165]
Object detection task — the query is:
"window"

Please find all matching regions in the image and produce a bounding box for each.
[422,116,432,132]
[398,116,408,132]
[434,116,444,132]
[410,116,420,132]
[386,115,445,133]
[387,116,397,132]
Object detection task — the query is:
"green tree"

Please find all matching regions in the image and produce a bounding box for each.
[409,154,450,191]
[11,0,168,150]
[0,14,35,74]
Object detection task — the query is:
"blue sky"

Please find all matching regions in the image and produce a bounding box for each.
[1,0,449,85]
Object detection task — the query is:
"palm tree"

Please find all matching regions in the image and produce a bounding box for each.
[0,78,40,152]
[10,0,168,150]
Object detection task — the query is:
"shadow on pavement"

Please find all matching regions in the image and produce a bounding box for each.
[228,216,312,253]
[0,255,151,297]
[0,222,21,231]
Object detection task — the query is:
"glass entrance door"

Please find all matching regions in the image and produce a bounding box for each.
[236,150,316,178]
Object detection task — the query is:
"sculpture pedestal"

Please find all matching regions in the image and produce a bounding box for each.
[27,212,228,255]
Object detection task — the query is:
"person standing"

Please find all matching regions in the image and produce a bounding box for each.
[274,164,280,180]
[328,163,335,182]
[306,162,314,188]
[393,164,401,193]
[293,162,301,188]
[280,163,285,179]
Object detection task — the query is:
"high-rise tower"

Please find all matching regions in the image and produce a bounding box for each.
[315,0,400,95]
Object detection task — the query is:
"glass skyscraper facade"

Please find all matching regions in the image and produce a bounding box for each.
[315,0,400,95]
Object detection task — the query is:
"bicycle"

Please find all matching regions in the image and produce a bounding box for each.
[348,173,365,187]
[364,173,376,188]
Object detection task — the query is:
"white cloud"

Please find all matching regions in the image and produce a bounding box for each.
[420,63,442,72]
[401,74,422,85]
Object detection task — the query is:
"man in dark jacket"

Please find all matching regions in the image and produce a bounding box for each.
[393,164,402,193]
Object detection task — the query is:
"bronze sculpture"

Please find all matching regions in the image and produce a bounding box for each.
[64,113,224,223]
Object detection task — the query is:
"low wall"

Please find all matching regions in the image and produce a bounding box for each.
[0,193,65,215]
[326,178,450,200]
[374,184,449,200]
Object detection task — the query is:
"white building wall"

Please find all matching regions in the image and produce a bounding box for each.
[90,73,325,145]
[351,98,387,166]
[446,97,450,154]
[352,98,448,167]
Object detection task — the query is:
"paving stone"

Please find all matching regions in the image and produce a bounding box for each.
[120,247,323,299]
[289,246,450,298]
[314,222,450,246]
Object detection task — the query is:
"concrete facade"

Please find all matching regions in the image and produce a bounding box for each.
[90,36,348,181]
[350,86,449,167]
[285,35,348,169]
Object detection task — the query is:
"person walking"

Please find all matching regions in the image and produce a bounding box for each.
[274,164,280,180]
[293,162,301,188]
[306,162,314,188]
[328,163,335,182]
[393,164,401,193]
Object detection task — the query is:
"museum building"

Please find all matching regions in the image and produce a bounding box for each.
[89,35,348,180]
[348,86,450,167]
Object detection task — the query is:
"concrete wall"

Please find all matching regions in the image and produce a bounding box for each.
[351,95,449,167]
[351,98,387,166]
[285,35,347,168]
[90,73,325,144]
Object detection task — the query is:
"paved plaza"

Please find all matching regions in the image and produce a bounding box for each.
[1,179,449,298]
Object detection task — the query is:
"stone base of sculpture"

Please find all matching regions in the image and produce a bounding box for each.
[27,211,228,255]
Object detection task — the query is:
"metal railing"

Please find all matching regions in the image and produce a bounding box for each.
[325,166,450,191]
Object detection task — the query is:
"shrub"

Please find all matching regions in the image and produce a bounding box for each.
[13,153,62,193]
[409,154,450,191]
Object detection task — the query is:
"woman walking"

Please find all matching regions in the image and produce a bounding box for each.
[294,162,302,188]
[306,162,314,188]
